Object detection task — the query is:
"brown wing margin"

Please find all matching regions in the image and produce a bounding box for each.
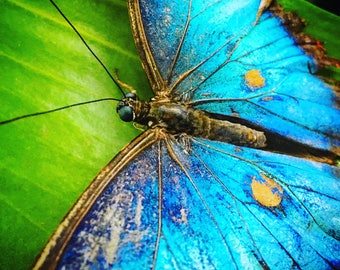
[270,1,340,69]
[127,0,166,94]
[32,129,159,270]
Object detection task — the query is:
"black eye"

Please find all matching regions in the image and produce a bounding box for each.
[117,106,134,122]
[124,92,137,100]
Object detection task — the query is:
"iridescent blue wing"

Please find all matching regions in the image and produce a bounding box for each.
[131,0,340,154]
[163,138,340,268]
[34,131,340,269]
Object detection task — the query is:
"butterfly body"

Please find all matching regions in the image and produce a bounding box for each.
[33,0,340,269]
[117,95,267,147]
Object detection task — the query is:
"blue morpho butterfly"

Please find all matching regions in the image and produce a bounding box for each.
[29,0,340,269]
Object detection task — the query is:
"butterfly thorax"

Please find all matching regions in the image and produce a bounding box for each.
[117,95,266,148]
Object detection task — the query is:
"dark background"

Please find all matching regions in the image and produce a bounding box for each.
[308,0,339,15]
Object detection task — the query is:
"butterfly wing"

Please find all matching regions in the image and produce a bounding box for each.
[34,132,340,269]
[128,0,340,153]
[180,138,340,268]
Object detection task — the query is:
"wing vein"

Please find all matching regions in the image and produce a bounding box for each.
[152,140,163,269]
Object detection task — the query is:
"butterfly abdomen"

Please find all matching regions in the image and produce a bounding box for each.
[137,100,266,148]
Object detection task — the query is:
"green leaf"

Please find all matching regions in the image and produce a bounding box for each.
[0,0,338,269]
[0,0,150,269]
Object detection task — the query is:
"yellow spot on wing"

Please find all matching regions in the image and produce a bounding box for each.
[245,69,265,89]
[251,174,283,207]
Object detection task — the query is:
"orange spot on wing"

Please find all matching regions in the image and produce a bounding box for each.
[260,96,274,101]
[244,69,265,90]
[251,174,283,207]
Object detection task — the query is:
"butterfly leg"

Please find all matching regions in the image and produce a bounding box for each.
[113,68,138,94]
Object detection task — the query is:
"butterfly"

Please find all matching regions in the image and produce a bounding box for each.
[25,0,340,269]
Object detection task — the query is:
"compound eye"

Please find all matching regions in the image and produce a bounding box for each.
[124,92,137,100]
[117,106,134,122]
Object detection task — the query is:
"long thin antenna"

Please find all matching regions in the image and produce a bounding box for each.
[0,98,119,125]
[50,0,126,96]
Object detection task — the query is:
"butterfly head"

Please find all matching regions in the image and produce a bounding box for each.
[116,92,138,122]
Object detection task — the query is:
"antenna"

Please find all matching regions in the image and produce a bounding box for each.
[1,1,129,125]
[0,98,120,125]
[50,0,126,96]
